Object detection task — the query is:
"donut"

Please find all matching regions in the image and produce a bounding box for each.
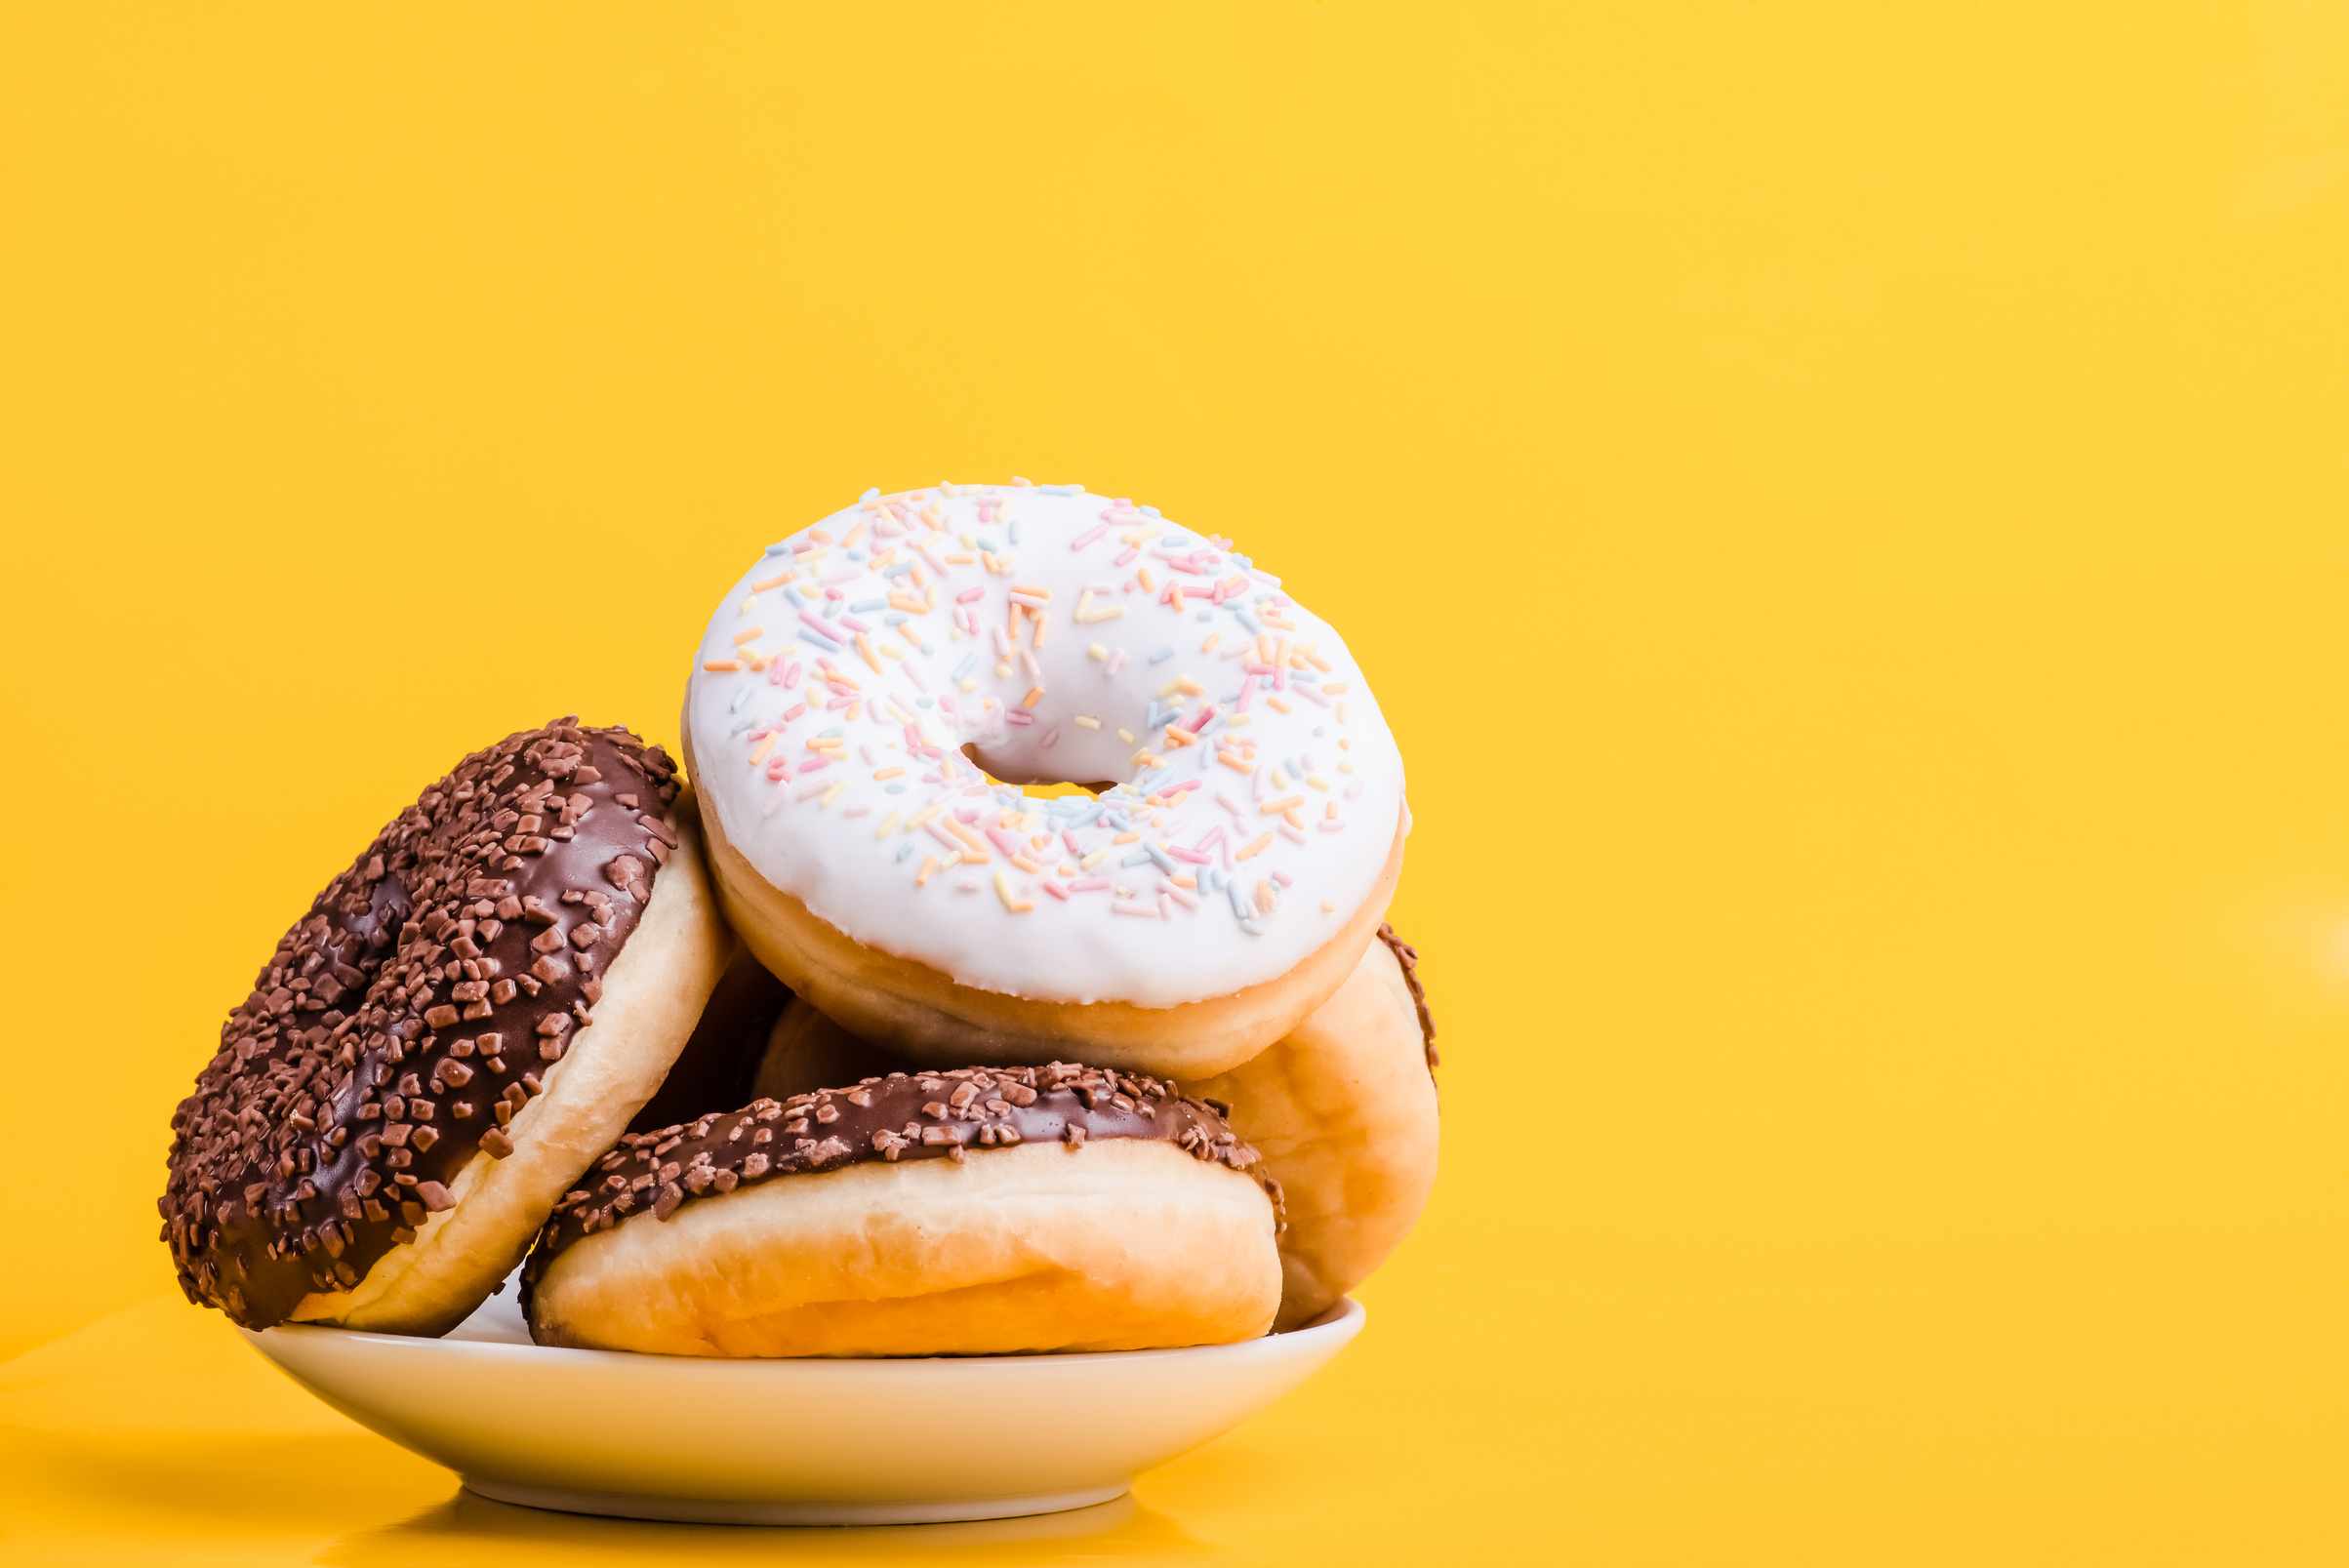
[625,941,789,1136]
[749,992,907,1105]
[682,480,1409,1079]
[159,719,729,1334]
[739,924,1441,1332]
[520,1064,1284,1356]
[1186,924,1439,1330]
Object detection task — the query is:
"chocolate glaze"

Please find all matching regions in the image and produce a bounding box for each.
[1375,922,1438,1074]
[521,1062,1283,1306]
[160,719,681,1329]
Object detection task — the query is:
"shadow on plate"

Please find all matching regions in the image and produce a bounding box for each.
[321,1485,1222,1564]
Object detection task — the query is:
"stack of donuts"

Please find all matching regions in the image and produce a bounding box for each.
[160,480,1436,1358]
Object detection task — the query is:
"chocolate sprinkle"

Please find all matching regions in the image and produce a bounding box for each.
[160,719,682,1329]
[1375,922,1438,1074]
[520,1063,1285,1307]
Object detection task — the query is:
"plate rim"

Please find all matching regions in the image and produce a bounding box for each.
[242,1293,1365,1373]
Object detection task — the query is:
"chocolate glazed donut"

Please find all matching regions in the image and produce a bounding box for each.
[735,923,1444,1334]
[1377,923,1439,1074]
[160,719,727,1334]
[521,1065,1286,1357]
[1186,921,1439,1330]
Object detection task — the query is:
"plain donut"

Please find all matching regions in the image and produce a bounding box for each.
[1187,932,1438,1329]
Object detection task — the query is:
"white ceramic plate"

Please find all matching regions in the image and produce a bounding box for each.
[239,1281,1364,1525]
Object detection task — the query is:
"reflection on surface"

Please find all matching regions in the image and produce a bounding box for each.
[323,1486,1220,1565]
[0,1425,440,1539]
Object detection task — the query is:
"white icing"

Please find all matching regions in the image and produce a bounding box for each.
[684,483,1407,1008]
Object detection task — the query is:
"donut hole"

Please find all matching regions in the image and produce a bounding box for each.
[958,742,1114,800]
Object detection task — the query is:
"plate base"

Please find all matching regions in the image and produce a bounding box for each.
[462,1477,1132,1526]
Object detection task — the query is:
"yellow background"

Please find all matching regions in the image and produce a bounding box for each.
[5,2,2349,1562]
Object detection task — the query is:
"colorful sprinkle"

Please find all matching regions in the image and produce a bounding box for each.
[993,871,1034,912]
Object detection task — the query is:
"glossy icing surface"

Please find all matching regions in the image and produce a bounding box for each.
[685,482,1406,1007]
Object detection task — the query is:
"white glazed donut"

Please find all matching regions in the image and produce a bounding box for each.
[683,481,1409,1078]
